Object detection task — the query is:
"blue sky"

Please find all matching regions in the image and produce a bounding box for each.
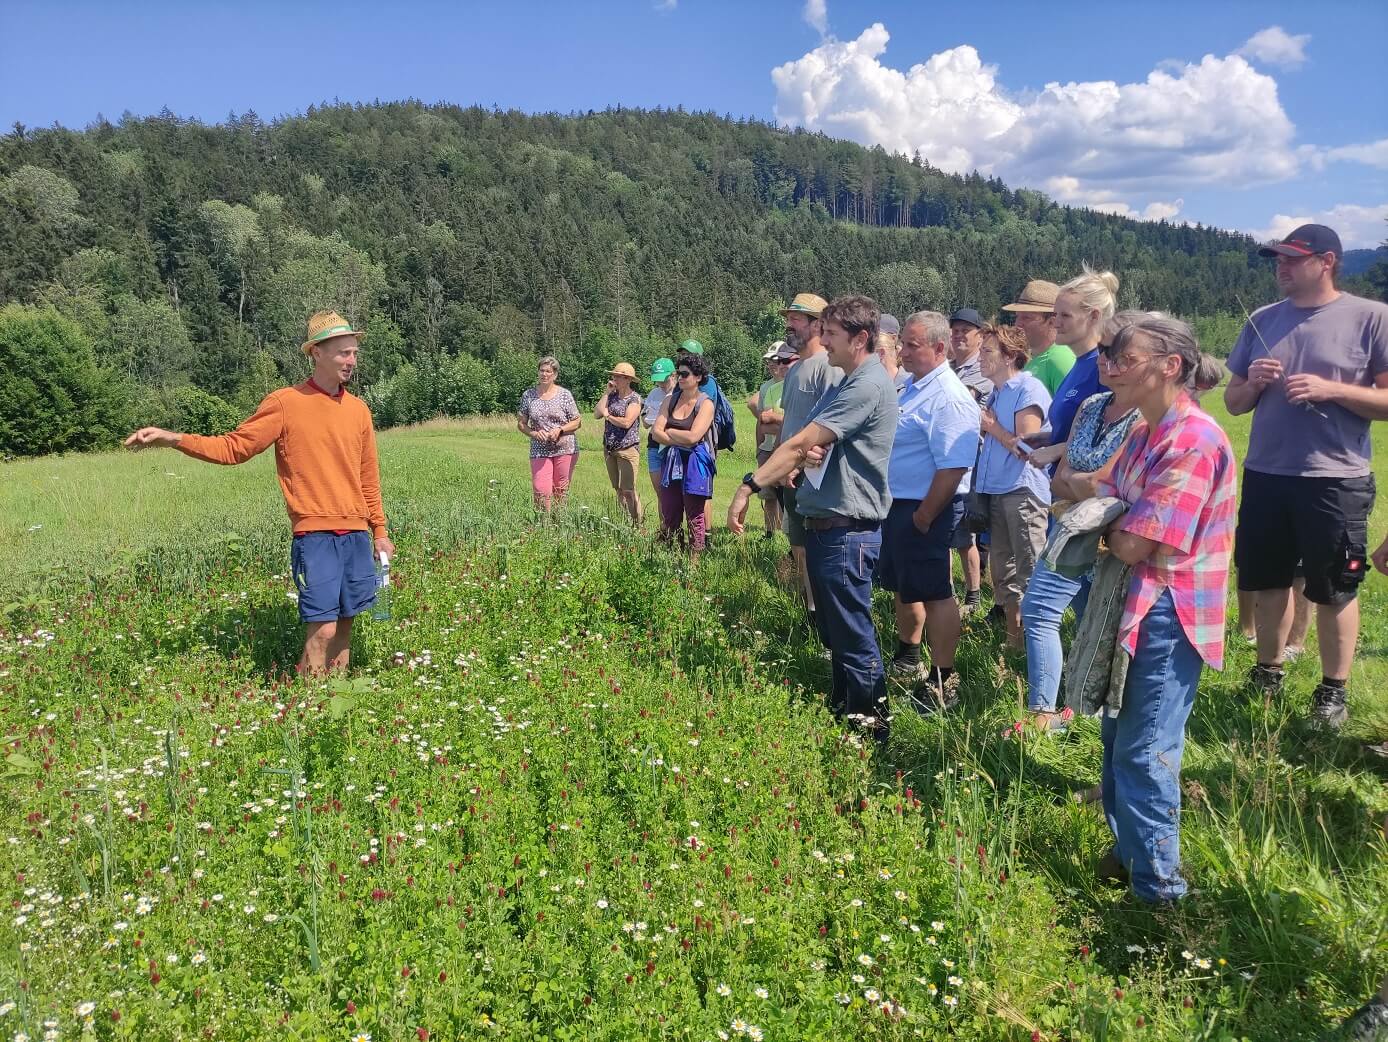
[3,0,1386,246]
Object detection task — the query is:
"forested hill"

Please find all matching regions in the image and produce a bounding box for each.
[0,102,1278,454]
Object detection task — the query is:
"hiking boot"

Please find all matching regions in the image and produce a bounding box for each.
[908,670,960,715]
[1094,848,1130,886]
[1246,664,1285,695]
[1310,683,1349,730]
[887,657,926,687]
[1332,996,1388,1041]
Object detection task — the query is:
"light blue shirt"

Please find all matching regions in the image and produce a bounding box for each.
[887,364,982,500]
[975,372,1052,503]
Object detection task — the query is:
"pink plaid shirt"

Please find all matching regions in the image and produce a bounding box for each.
[1099,394,1237,670]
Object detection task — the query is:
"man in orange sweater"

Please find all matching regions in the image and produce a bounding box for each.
[125,311,395,676]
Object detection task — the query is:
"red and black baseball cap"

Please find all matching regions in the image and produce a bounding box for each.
[1258,223,1342,259]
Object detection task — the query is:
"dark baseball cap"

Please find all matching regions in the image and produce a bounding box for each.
[1258,223,1342,259]
[949,307,984,329]
[879,314,900,336]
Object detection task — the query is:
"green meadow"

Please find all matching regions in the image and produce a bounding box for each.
[0,403,1384,1041]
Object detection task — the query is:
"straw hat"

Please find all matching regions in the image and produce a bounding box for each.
[779,292,828,318]
[1001,281,1059,314]
[607,362,640,384]
[301,310,365,355]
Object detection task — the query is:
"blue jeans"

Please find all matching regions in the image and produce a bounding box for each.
[1020,560,1090,711]
[805,525,886,722]
[1101,590,1201,902]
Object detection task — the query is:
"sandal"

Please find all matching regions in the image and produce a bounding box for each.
[1002,707,1073,738]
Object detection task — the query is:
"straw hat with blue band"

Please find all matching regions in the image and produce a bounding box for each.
[301,310,366,355]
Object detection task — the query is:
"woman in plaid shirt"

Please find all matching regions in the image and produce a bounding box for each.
[1094,315,1237,904]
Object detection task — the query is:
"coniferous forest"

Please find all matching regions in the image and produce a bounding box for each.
[0,101,1308,455]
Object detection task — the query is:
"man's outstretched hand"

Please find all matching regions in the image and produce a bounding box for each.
[124,427,181,450]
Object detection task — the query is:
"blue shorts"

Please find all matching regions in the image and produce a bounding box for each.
[875,497,963,604]
[647,446,664,473]
[290,531,377,623]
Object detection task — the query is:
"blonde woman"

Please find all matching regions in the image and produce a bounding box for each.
[1032,267,1121,451]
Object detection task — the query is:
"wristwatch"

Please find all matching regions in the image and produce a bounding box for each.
[741,472,762,494]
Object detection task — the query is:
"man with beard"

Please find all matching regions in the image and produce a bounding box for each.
[1226,224,1388,729]
[774,293,840,628]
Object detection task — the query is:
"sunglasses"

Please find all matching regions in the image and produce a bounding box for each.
[677,369,694,378]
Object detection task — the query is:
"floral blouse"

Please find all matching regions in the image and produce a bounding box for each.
[519,386,579,459]
[1066,392,1139,473]
[601,391,642,451]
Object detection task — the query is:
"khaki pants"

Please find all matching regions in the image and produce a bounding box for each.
[604,446,640,492]
[986,490,1048,613]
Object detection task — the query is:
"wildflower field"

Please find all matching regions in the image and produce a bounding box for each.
[1,411,1385,1041]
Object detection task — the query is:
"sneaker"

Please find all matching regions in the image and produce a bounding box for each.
[1332,996,1388,1041]
[1094,848,1130,886]
[1310,683,1349,730]
[1365,740,1388,761]
[1283,644,1304,662]
[908,670,960,715]
[1246,664,1285,694]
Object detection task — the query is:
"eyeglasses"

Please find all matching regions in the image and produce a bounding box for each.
[676,369,694,378]
[1100,347,1155,375]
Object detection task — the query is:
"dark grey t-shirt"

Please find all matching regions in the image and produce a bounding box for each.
[779,351,844,445]
[1228,293,1388,477]
[794,355,898,522]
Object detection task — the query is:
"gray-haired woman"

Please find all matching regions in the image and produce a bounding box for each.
[1092,315,1236,903]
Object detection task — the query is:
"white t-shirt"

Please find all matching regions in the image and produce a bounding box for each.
[642,386,668,426]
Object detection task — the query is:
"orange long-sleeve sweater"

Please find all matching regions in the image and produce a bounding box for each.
[178,381,388,538]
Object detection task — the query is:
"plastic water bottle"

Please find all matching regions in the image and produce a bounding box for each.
[372,552,391,621]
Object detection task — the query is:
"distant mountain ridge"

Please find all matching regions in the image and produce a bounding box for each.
[1344,246,1388,277]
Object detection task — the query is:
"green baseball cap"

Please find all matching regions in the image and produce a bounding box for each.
[679,339,704,355]
[649,357,675,381]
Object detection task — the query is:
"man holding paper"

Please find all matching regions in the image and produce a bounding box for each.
[729,295,898,741]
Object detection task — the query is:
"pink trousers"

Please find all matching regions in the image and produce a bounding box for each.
[531,453,577,511]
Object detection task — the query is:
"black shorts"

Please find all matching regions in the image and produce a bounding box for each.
[875,497,963,604]
[1235,469,1374,605]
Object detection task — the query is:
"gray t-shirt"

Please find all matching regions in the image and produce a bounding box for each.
[779,351,844,445]
[951,354,993,402]
[794,355,898,522]
[1227,293,1388,477]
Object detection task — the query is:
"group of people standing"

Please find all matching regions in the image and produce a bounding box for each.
[120,223,1388,1036]
[712,222,1384,912]
[128,222,1386,915]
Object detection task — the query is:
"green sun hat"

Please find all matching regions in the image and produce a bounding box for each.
[679,339,704,355]
[649,357,676,382]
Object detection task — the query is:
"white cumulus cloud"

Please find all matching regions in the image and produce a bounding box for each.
[1323,138,1388,170]
[1253,203,1388,250]
[1237,26,1311,70]
[772,23,1300,221]
[803,0,827,35]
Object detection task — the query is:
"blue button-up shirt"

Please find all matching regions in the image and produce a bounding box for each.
[887,363,982,501]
